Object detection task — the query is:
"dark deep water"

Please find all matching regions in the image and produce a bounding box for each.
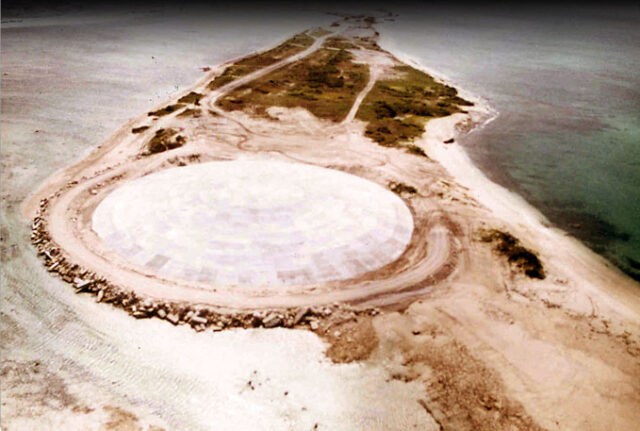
[382,5,640,280]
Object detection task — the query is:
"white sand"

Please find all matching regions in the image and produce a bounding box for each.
[4,12,640,431]
[385,43,640,322]
[1,13,434,431]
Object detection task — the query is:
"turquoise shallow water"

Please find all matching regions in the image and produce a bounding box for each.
[382,5,640,280]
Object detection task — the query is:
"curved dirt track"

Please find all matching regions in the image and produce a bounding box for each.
[27,29,464,313]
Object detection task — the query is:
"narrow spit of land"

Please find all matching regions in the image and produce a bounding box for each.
[21,16,640,431]
[25,24,474,313]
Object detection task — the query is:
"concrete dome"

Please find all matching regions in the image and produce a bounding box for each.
[92,160,413,287]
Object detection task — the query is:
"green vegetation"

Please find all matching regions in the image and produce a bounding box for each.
[405,144,430,158]
[216,47,369,122]
[178,91,203,105]
[144,128,186,155]
[148,104,185,117]
[177,108,202,118]
[308,27,332,37]
[356,65,473,147]
[323,36,358,50]
[131,126,150,134]
[207,33,315,91]
[354,36,383,52]
[480,229,546,279]
[389,181,418,195]
[208,32,471,147]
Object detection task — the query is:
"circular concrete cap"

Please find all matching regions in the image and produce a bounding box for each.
[92,161,413,287]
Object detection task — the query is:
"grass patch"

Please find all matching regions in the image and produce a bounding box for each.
[131,126,149,134]
[148,104,184,117]
[178,91,203,105]
[144,128,186,155]
[354,36,384,52]
[308,27,332,37]
[389,181,418,195]
[364,118,424,147]
[356,65,473,146]
[480,229,546,279]
[324,36,358,50]
[207,33,315,91]
[216,47,369,122]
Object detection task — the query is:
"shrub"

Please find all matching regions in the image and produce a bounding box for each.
[144,128,186,155]
[364,118,424,147]
[131,126,149,134]
[178,91,203,105]
[389,181,418,195]
[148,104,184,117]
[405,144,429,158]
[323,36,357,50]
[480,229,546,279]
[177,108,201,118]
[216,45,368,122]
[206,33,314,91]
[373,101,396,119]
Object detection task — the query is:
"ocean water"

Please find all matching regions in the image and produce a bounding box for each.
[1,4,638,427]
[382,5,640,281]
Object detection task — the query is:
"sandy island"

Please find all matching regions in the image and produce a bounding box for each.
[17,14,640,431]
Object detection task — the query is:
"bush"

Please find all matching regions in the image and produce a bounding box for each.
[480,230,546,279]
[206,33,314,91]
[178,91,203,105]
[148,104,184,117]
[389,181,418,195]
[405,144,429,158]
[216,44,368,122]
[355,64,472,146]
[373,101,396,119]
[365,118,424,147]
[144,128,186,155]
[177,108,201,118]
[323,36,357,50]
[131,126,149,134]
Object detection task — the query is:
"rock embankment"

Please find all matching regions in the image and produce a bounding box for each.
[31,192,379,332]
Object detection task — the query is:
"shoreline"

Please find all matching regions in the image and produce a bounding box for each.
[381,33,640,285]
[10,21,640,430]
[22,28,640,321]
[381,39,640,304]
